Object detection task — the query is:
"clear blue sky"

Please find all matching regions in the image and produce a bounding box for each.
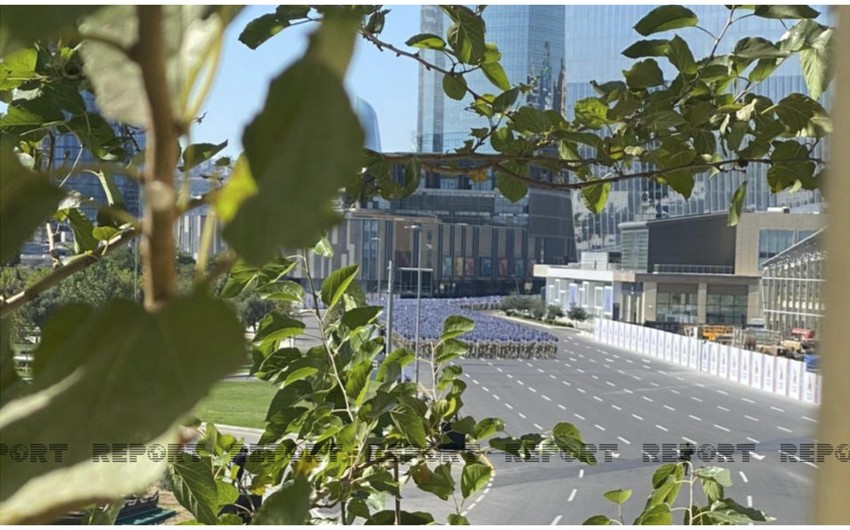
[195,5,421,156]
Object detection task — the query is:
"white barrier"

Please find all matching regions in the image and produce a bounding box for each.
[591,320,818,404]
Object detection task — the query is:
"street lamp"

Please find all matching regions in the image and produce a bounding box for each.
[405,223,423,386]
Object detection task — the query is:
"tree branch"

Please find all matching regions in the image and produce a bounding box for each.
[137,6,180,310]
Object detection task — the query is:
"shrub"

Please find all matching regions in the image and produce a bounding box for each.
[567,305,589,322]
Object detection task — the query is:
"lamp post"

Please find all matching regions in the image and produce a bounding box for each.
[405,223,423,386]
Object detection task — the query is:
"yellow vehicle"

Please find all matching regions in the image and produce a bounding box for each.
[685,325,736,342]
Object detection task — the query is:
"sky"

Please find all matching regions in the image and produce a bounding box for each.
[195,5,422,156]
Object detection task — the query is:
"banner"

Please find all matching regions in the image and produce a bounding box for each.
[762,355,776,393]
[640,326,650,355]
[628,324,637,351]
[708,343,719,375]
[788,360,803,400]
[750,351,763,390]
[739,349,751,386]
[688,339,700,370]
[803,369,816,403]
[728,346,740,382]
[650,329,660,358]
[774,356,788,396]
[663,332,673,362]
[719,345,729,379]
[672,335,681,365]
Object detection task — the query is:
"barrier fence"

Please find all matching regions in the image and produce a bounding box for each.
[594,319,822,405]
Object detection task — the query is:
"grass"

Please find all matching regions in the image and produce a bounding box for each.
[194,380,278,429]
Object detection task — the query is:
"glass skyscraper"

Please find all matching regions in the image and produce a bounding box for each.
[564,5,829,254]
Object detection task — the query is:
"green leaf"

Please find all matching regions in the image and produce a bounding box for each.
[253,474,311,524]
[222,14,363,264]
[666,36,696,75]
[634,503,673,525]
[367,510,434,525]
[575,98,610,129]
[0,143,66,264]
[460,463,490,499]
[390,406,427,447]
[754,5,819,19]
[411,462,454,501]
[552,422,596,464]
[471,418,505,441]
[495,172,528,203]
[341,306,382,329]
[749,57,781,82]
[82,502,124,525]
[376,348,414,383]
[65,208,99,253]
[733,37,787,60]
[603,488,632,505]
[181,141,228,172]
[441,315,475,340]
[443,6,486,64]
[0,320,22,406]
[406,33,446,50]
[727,181,748,226]
[482,62,510,91]
[403,157,421,195]
[512,106,552,134]
[634,6,698,36]
[493,88,519,113]
[345,359,373,405]
[65,112,125,161]
[581,181,610,214]
[320,264,359,308]
[583,515,613,525]
[622,39,669,58]
[168,453,220,525]
[239,13,288,49]
[799,25,834,100]
[0,6,103,56]
[443,74,467,100]
[448,513,470,525]
[624,59,664,89]
[770,93,825,133]
[0,48,37,91]
[435,338,468,365]
[0,292,245,524]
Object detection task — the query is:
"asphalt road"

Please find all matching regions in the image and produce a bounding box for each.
[450,323,820,525]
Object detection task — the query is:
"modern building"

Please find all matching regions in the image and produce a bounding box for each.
[564,5,830,254]
[761,229,825,338]
[535,210,825,325]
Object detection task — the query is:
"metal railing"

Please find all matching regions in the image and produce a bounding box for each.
[653,263,734,274]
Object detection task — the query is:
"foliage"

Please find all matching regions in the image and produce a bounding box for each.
[0,3,833,525]
[584,463,772,525]
[546,304,564,321]
[567,305,590,322]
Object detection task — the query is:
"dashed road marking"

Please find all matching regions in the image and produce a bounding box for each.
[716,389,728,396]
[714,424,731,432]
[688,414,702,421]
[591,375,599,380]
[542,395,551,401]
[771,406,786,413]
[472,379,479,385]
[617,369,625,374]
[676,376,684,381]
[526,362,534,368]
[682,436,697,445]
[578,469,585,478]
[747,436,760,444]
[568,488,577,502]
[534,423,543,430]
[496,367,503,373]
[656,424,668,432]
[632,414,644,421]
[803,416,817,423]
[612,404,622,411]
[747,495,753,508]
[626,359,634,364]
[650,382,660,387]
[777,425,792,433]
[742,397,755,404]
[717,405,730,412]
[593,396,603,402]
[482,386,490,392]
[632,375,642,381]
[618,436,631,445]
[538,368,545,373]
[518,412,527,419]
[606,381,616,387]
[569,357,578,362]
[577,368,585,374]
[744,415,759,422]
[670,389,681,394]
[589,359,597,364]
[493,394,501,401]
[558,404,566,410]
[658,370,668,375]
[551,515,564,525]
[594,424,606,431]
[691,396,703,403]
[643,396,653,403]
[577,388,586,394]
[505,403,513,410]
[529,387,538,393]
[663,405,676,411]
[574,413,586,421]
[739,471,749,483]
[623,388,634,394]
[549,374,557,380]
[517,380,524,386]
[507,374,514,379]
[562,380,571,386]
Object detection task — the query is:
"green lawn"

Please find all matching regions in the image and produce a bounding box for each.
[194,380,278,429]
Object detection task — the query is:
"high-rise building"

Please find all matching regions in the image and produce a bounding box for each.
[564,5,830,254]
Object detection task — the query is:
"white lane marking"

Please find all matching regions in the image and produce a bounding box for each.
[612,404,622,411]
[739,471,749,483]
[568,488,578,502]
[716,389,728,396]
[777,425,793,433]
[517,380,524,386]
[604,363,611,369]
[744,415,759,422]
[691,396,703,403]
[594,424,606,431]
[658,370,668,375]
[574,413,586,421]
[496,367,503,373]
[623,388,634,394]
[526,362,534,367]
[747,436,760,444]
[714,424,731,432]
[676,376,685,381]
[591,375,599,380]
[618,436,631,445]
[642,396,654,403]
[569,357,578,362]
[483,488,491,494]
[656,424,669,432]
[564,363,572,368]
[551,514,564,525]
[803,416,817,423]
[507,374,513,379]
[670,389,681,394]
[632,375,642,381]
[613,354,620,359]
[780,451,818,468]
[529,387,538,393]
[626,359,634,364]
[562,380,571,386]
[486,361,493,366]
[617,369,625,374]
[747,496,753,508]
[650,382,660,387]
[742,397,755,404]
[717,405,730,412]
[577,368,585,374]
[689,414,702,421]
[589,359,597,364]
[558,404,566,410]
[577,388,586,394]
[606,381,616,387]
[493,394,501,401]
[694,382,704,387]
[682,436,697,445]
[578,469,585,478]
[751,452,766,461]
[472,379,479,385]
[632,414,644,421]
[597,349,606,354]
[482,386,490,392]
[538,368,545,373]
[466,502,478,511]
[534,423,543,430]
[505,403,513,410]
[549,374,557,380]
[642,358,651,364]
[593,396,603,402]
[542,395,552,401]
[663,405,676,411]
[771,406,786,413]
[518,412,527,419]
[605,358,614,363]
